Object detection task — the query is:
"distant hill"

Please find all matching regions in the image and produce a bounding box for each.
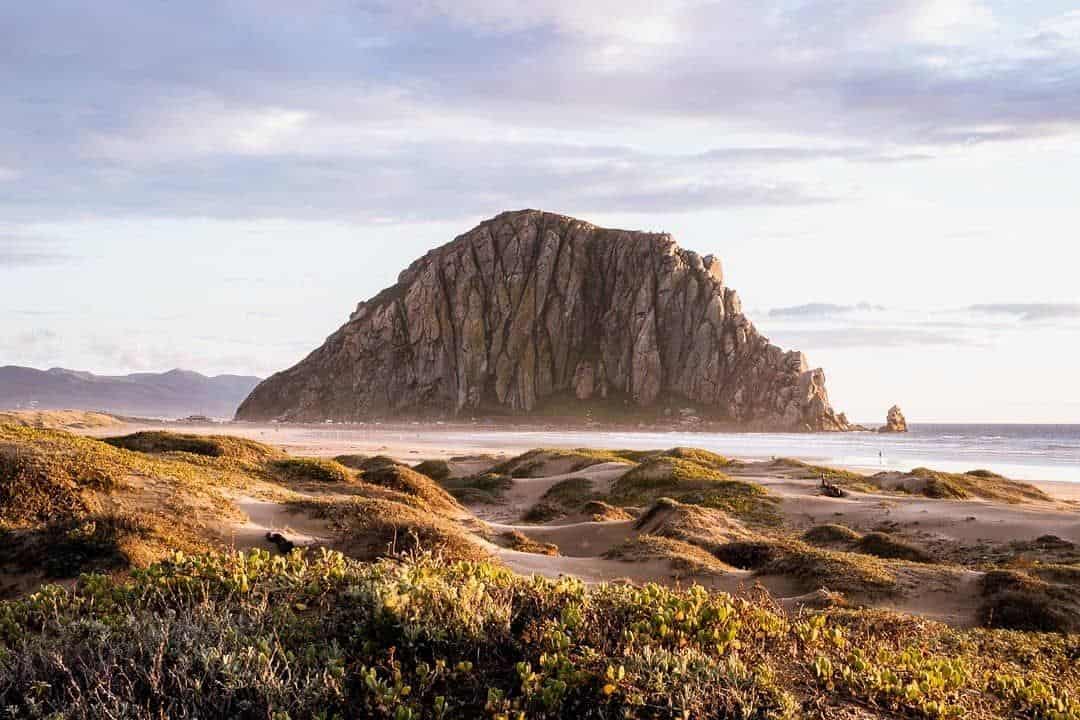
[0,366,261,419]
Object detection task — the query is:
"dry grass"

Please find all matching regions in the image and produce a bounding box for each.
[522,477,601,522]
[334,454,398,471]
[499,530,559,556]
[856,532,935,564]
[611,458,779,525]
[803,524,862,545]
[440,472,513,505]
[413,458,452,481]
[634,497,756,548]
[105,431,283,462]
[581,500,633,522]
[606,535,736,577]
[902,467,1050,503]
[271,457,353,484]
[489,448,631,478]
[0,409,124,430]
[361,464,464,517]
[980,569,1080,632]
[290,496,486,562]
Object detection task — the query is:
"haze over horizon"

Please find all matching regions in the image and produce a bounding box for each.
[3,1,1078,423]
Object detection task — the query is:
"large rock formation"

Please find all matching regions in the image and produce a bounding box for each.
[879,405,909,433]
[237,210,851,431]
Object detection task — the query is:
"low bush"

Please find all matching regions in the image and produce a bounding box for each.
[271,457,353,484]
[2,551,1075,719]
[413,459,452,481]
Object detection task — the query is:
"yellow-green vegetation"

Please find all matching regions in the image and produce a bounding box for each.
[2,550,1077,719]
[289,497,485,563]
[803,525,935,564]
[606,535,736,577]
[272,457,354,484]
[897,467,1051,504]
[413,458,453,481]
[727,539,901,596]
[0,424,262,583]
[441,472,514,504]
[856,532,935,564]
[499,530,559,556]
[581,500,633,522]
[104,430,284,462]
[773,457,1051,504]
[611,457,780,525]
[803,523,862,545]
[361,464,464,517]
[633,497,756,549]
[0,409,124,430]
[626,500,902,597]
[334,454,398,471]
[523,478,601,522]
[489,448,632,478]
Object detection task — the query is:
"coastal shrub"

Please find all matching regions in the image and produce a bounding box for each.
[441,472,513,505]
[292,497,484,562]
[606,535,734,576]
[856,532,935,564]
[2,550,1076,719]
[581,500,633,522]
[413,458,452,481]
[334,454,398,471]
[499,530,559,556]
[522,501,563,522]
[803,524,862,545]
[612,459,779,525]
[523,478,602,521]
[980,569,1080,633]
[362,464,463,516]
[490,448,632,478]
[104,431,281,462]
[908,467,1050,503]
[271,457,352,484]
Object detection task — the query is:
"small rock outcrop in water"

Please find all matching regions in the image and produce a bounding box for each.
[237,210,852,431]
[879,405,908,433]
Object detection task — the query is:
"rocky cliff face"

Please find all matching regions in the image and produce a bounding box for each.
[237,210,850,431]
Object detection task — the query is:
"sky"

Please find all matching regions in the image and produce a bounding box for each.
[2,0,1079,423]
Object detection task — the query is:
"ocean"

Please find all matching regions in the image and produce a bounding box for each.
[388,423,1080,484]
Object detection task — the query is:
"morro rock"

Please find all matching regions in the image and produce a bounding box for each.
[237,210,851,431]
[879,405,909,433]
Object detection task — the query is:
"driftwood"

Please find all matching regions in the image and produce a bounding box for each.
[265,531,296,554]
[819,475,847,498]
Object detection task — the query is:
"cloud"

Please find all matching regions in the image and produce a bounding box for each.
[968,303,1080,322]
[767,326,966,349]
[769,302,886,319]
[0,2,1077,223]
[760,301,1080,350]
[0,233,75,268]
[1,139,835,222]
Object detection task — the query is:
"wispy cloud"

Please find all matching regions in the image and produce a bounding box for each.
[0,233,75,268]
[0,2,1077,223]
[760,300,1080,350]
[769,302,886,319]
[968,303,1080,322]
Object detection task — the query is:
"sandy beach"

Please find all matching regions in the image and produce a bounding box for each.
[83,420,1080,503]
